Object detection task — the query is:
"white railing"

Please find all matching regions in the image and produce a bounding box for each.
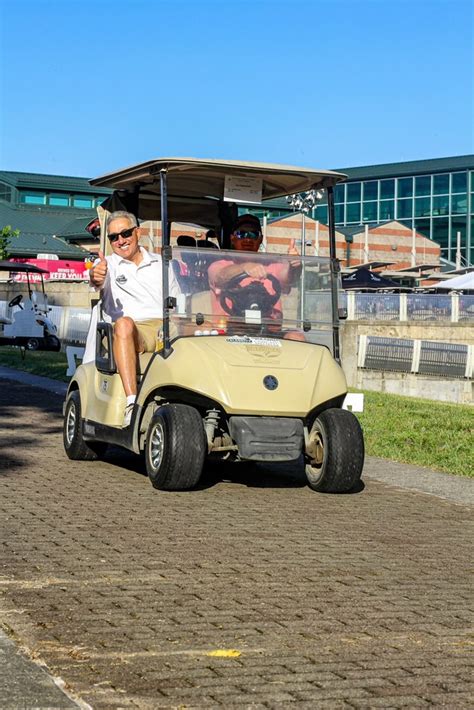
[0,292,473,351]
[345,292,474,323]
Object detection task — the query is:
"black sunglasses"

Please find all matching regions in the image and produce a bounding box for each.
[108,226,136,243]
[233,230,261,240]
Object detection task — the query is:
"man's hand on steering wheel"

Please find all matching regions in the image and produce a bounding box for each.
[242,262,267,280]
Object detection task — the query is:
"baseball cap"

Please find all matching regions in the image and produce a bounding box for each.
[233,214,262,232]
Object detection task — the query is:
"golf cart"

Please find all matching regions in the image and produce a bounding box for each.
[0,260,60,351]
[63,158,364,492]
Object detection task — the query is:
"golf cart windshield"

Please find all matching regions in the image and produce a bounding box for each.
[170,248,336,350]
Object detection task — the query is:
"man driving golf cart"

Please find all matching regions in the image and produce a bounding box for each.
[63,158,364,494]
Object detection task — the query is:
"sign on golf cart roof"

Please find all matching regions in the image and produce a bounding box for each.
[90,157,347,200]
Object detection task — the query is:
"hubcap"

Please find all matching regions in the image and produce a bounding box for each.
[307,429,324,468]
[149,421,164,470]
[66,401,76,445]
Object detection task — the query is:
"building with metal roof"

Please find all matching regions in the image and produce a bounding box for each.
[0,170,111,259]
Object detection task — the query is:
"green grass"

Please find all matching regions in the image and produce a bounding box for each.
[0,347,472,477]
[356,389,473,478]
[0,346,70,382]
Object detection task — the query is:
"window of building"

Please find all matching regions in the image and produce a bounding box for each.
[415,175,431,197]
[334,185,345,203]
[451,172,467,193]
[20,192,46,205]
[397,198,413,219]
[432,195,449,216]
[450,218,466,248]
[451,193,467,214]
[398,177,413,198]
[346,202,361,222]
[363,181,378,200]
[49,194,70,207]
[0,181,12,202]
[379,200,394,220]
[346,182,361,202]
[432,217,449,251]
[414,218,430,238]
[315,205,328,224]
[414,197,431,217]
[72,195,94,208]
[363,202,377,222]
[335,204,344,223]
[380,179,395,199]
[94,197,105,207]
[433,173,449,195]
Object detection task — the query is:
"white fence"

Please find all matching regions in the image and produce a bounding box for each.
[342,292,474,322]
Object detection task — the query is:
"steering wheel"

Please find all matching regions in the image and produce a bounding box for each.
[219,272,281,317]
[8,294,23,309]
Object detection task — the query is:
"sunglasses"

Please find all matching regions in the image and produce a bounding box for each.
[108,226,136,243]
[233,230,261,240]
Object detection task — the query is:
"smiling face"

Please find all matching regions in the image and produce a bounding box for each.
[230,220,263,252]
[107,217,141,263]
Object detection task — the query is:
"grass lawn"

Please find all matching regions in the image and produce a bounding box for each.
[356,390,473,478]
[0,346,70,382]
[0,347,472,477]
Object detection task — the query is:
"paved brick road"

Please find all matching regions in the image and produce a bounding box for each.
[0,379,472,709]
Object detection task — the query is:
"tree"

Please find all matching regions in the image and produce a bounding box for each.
[0,225,20,260]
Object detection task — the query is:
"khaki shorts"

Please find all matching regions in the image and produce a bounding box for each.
[135,319,164,352]
[132,319,178,352]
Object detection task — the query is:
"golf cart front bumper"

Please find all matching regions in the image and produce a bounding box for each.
[228,416,303,462]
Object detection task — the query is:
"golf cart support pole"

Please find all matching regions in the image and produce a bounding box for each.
[160,168,172,358]
[327,185,341,362]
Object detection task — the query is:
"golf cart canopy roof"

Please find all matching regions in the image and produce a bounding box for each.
[0,260,49,274]
[91,158,347,231]
[90,157,347,198]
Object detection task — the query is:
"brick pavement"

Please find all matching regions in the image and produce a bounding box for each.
[0,378,473,709]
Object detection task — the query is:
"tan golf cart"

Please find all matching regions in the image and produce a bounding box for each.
[63,158,364,492]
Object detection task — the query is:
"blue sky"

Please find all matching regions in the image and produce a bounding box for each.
[0,0,472,178]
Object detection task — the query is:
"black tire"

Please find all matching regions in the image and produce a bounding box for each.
[26,338,40,351]
[63,390,107,461]
[305,408,364,493]
[145,403,206,491]
[46,335,61,351]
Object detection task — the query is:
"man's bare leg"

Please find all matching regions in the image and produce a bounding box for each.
[113,316,142,397]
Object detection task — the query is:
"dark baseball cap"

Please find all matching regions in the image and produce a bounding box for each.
[233,214,262,232]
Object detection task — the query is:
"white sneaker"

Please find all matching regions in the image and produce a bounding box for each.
[123,403,134,428]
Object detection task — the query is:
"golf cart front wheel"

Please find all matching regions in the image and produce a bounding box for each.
[145,403,206,491]
[63,390,107,461]
[305,408,364,493]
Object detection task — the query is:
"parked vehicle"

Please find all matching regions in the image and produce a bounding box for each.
[63,158,364,493]
[0,261,60,351]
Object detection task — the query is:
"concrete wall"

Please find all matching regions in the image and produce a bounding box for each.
[340,321,473,404]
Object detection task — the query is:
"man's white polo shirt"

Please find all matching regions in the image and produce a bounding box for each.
[100,247,180,322]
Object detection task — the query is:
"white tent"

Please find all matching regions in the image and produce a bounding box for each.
[429,271,474,290]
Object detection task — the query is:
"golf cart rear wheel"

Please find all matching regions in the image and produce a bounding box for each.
[305,408,364,493]
[63,390,107,461]
[145,403,206,491]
